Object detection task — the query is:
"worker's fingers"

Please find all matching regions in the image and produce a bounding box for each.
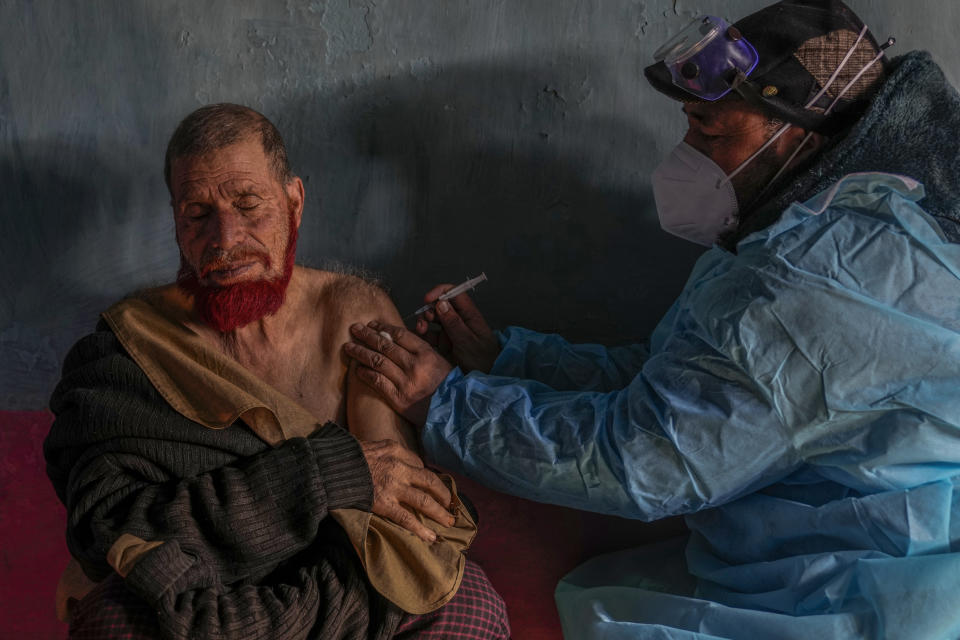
[431,297,499,373]
[348,323,415,370]
[416,305,438,326]
[415,316,430,336]
[345,343,407,385]
[423,283,455,304]
[447,291,494,339]
[346,326,453,425]
[352,362,405,406]
[421,282,493,346]
[366,321,428,356]
[413,284,450,331]
[433,298,480,347]
[414,318,443,351]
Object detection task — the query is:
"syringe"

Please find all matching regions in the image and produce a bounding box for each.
[409,272,488,317]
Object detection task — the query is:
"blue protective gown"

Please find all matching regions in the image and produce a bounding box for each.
[422,173,960,639]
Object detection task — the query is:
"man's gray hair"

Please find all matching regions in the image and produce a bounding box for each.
[164,103,293,191]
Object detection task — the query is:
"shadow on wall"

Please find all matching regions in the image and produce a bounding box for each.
[287,54,704,346]
[0,143,135,409]
[0,52,704,408]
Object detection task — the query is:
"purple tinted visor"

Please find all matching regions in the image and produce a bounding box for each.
[653,15,759,101]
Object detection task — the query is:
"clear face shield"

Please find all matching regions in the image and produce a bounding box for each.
[650,15,894,245]
[653,15,759,102]
[653,14,892,110]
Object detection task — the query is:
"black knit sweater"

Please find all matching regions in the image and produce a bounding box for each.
[44,323,403,639]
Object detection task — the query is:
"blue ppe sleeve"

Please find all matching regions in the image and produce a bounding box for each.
[425,336,799,521]
[490,327,650,392]
[424,173,960,524]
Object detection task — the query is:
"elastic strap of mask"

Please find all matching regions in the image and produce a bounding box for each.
[823,37,895,117]
[717,121,793,188]
[717,24,872,189]
[752,37,895,198]
[803,24,869,112]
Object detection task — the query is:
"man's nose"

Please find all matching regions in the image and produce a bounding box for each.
[207,209,247,250]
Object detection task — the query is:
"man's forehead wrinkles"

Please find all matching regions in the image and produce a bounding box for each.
[177,181,212,202]
[219,178,269,195]
[176,174,270,201]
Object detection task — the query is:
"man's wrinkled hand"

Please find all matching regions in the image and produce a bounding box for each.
[415,284,500,374]
[360,439,454,543]
[344,321,453,427]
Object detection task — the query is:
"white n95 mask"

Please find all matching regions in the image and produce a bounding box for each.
[651,141,739,246]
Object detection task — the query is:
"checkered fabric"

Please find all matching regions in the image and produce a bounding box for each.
[794,28,885,105]
[67,559,509,639]
[68,574,155,640]
[395,559,511,639]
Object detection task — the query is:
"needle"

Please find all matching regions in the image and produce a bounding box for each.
[406,272,488,319]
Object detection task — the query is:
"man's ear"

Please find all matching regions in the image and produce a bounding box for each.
[285,176,305,229]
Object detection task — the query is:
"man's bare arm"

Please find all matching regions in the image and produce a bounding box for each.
[343,280,420,450]
[334,277,454,540]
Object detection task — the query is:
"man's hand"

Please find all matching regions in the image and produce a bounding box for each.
[415,284,501,374]
[344,321,453,427]
[360,439,454,543]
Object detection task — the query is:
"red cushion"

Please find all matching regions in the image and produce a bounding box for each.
[455,474,687,639]
[0,410,70,639]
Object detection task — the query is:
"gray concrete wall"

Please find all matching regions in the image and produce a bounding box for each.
[2,0,958,408]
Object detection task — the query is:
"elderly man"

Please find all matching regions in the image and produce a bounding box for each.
[44,104,509,639]
[345,1,960,638]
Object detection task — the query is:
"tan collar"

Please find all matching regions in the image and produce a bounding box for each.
[102,290,317,445]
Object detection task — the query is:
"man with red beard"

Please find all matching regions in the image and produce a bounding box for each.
[44,104,509,640]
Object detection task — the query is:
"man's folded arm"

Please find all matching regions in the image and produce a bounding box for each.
[45,328,374,584]
[121,532,397,640]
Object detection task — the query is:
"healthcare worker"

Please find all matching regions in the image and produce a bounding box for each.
[345,1,960,638]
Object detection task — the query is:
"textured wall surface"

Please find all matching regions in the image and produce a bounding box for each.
[2,0,958,409]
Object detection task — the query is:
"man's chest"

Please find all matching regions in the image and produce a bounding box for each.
[226,337,349,425]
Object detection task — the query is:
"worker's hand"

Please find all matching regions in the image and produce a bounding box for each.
[360,439,454,542]
[345,321,453,427]
[415,284,500,374]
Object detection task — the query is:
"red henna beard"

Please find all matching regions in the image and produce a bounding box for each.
[177,211,298,333]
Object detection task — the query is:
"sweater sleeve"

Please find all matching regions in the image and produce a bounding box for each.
[121,530,398,640]
[45,328,396,639]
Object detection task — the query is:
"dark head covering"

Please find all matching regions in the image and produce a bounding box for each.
[645,0,889,135]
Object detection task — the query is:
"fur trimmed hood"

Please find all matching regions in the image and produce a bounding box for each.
[735,50,960,245]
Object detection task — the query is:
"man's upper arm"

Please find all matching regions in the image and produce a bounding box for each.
[339,278,419,449]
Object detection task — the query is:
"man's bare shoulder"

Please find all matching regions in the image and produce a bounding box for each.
[296,266,401,324]
[111,282,189,312]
